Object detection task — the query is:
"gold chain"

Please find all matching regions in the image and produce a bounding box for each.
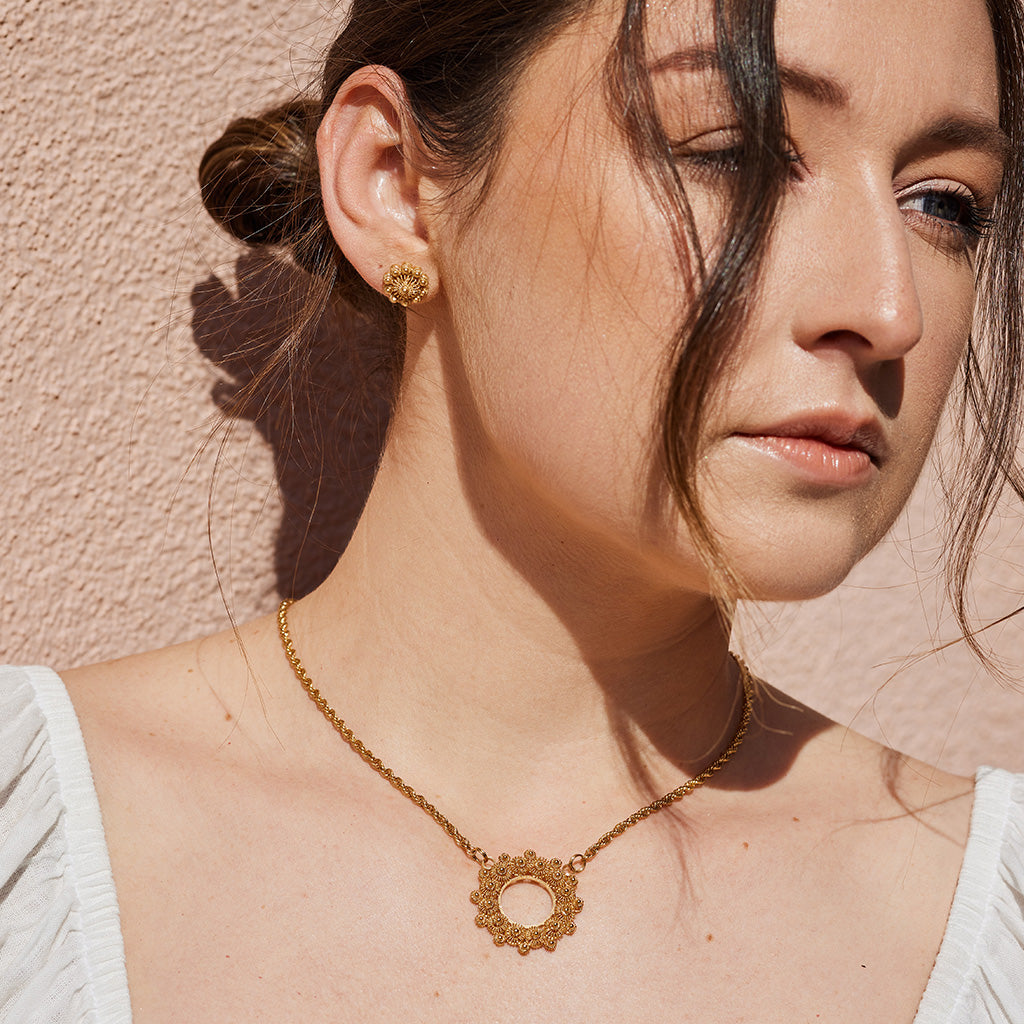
[277,598,753,872]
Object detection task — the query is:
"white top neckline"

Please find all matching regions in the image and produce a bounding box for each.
[2,663,1022,1022]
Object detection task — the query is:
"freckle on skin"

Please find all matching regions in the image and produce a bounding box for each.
[225,712,233,721]
[706,933,714,942]
[742,841,749,849]
[792,817,800,822]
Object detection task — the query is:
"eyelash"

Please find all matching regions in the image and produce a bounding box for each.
[671,142,994,251]
[898,184,994,248]
[670,141,804,180]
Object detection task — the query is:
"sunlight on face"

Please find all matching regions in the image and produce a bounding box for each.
[428,0,1003,600]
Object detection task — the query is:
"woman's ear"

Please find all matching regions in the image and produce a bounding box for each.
[317,66,439,303]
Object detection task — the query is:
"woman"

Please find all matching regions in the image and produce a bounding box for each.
[2,0,1022,1020]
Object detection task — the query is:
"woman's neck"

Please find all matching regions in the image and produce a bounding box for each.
[289,403,741,830]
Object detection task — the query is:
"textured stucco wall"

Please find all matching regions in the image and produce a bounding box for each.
[2,0,1022,773]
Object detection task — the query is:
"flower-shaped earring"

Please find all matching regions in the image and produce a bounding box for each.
[382,263,430,306]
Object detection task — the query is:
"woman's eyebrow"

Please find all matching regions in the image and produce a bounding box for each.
[649,46,849,108]
[650,47,1008,165]
[908,115,1011,164]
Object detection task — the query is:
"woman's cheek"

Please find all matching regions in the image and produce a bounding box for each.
[905,249,976,433]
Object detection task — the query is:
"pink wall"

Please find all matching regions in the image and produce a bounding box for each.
[2,1,1022,773]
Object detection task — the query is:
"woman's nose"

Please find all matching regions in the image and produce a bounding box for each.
[788,179,925,364]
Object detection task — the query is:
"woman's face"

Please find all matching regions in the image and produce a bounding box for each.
[427,0,1005,599]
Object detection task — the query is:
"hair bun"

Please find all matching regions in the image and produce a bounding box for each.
[199,100,321,250]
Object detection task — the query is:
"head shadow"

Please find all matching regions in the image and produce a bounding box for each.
[190,252,393,599]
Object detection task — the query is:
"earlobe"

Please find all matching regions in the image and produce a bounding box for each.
[317,66,437,302]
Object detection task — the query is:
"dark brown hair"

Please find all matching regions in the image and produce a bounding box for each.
[199,0,1024,650]
[946,0,1024,661]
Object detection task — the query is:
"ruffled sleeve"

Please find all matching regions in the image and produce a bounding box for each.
[914,767,1024,1023]
[0,665,132,1023]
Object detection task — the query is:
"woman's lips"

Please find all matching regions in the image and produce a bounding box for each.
[737,434,875,484]
[732,421,885,486]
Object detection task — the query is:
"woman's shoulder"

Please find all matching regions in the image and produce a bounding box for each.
[0,664,132,1022]
[58,611,289,762]
[0,619,295,1020]
[912,767,1024,1022]
[751,684,978,829]
[796,706,1024,1022]
[760,697,1024,1021]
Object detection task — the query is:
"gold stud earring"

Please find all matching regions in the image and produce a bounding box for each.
[382,262,430,306]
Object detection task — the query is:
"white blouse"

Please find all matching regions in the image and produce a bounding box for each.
[0,666,130,1023]
[1,663,1022,1022]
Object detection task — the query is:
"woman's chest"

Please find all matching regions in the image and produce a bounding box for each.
[105,779,951,1024]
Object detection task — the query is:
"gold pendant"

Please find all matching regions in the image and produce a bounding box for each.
[470,850,583,955]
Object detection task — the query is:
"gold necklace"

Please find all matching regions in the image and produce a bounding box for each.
[277,598,753,955]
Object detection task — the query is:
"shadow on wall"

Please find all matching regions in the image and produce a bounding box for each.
[190,253,393,598]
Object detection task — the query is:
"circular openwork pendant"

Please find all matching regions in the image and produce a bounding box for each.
[470,850,583,955]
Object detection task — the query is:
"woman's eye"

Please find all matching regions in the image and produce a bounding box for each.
[670,130,802,181]
[670,128,742,176]
[677,146,742,175]
[899,185,993,249]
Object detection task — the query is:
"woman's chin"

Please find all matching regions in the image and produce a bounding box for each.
[738,566,854,604]
[717,529,875,603]
[631,527,865,606]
